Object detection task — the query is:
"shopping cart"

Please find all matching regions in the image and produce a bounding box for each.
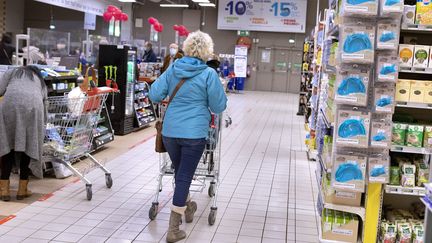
[43,86,116,200]
[148,103,229,225]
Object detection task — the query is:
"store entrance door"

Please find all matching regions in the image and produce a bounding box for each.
[255,47,302,93]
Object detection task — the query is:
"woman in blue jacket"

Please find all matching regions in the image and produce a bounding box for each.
[149,31,227,243]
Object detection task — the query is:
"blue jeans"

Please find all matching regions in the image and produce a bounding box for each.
[162,136,206,207]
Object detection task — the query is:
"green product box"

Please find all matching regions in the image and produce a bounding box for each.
[406,125,424,147]
[392,123,407,146]
[423,125,432,148]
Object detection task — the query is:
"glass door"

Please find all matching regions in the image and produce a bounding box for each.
[125,50,136,116]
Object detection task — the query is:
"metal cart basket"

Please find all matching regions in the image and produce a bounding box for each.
[43,88,115,200]
[148,103,229,225]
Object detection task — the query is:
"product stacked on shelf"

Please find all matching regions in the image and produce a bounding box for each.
[98,45,156,135]
[298,40,314,118]
[134,81,156,127]
[312,0,408,241]
[391,2,432,241]
[306,23,325,160]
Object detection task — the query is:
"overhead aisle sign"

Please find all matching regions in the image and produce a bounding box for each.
[35,0,107,16]
[217,0,307,33]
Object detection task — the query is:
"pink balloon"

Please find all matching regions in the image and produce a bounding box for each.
[121,13,128,21]
[173,25,180,31]
[155,23,162,32]
[103,12,113,22]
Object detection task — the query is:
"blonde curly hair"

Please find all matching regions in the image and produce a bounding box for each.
[182,31,214,61]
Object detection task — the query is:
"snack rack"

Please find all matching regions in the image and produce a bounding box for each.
[307,0,432,241]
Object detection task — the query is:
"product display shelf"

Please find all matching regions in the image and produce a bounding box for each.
[318,220,363,243]
[318,185,366,220]
[396,101,432,109]
[318,154,331,173]
[420,197,432,213]
[384,185,426,196]
[399,66,432,74]
[401,23,432,33]
[91,106,115,151]
[390,145,431,154]
[320,108,333,129]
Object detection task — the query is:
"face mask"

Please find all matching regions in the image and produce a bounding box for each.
[169,48,177,56]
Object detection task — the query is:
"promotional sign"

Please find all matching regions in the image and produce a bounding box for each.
[35,0,106,16]
[234,45,248,78]
[84,13,96,30]
[218,0,307,33]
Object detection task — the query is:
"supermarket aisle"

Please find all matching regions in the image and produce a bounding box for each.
[0,92,319,243]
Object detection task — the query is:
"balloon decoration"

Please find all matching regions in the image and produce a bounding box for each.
[148,17,164,33]
[173,25,189,37]
[103,5,129,22]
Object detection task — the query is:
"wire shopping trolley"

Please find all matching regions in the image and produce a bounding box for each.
[43,86,117,200]
[148,103,229,225]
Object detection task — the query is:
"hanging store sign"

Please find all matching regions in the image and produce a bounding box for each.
[234,45,248,78]
[84,13,96,30]
[217,0,307,33]
[35,0,107,16]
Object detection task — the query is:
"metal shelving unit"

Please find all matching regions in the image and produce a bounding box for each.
[384,185,426,196]
[390,145,431,154]
[396,101,432,110]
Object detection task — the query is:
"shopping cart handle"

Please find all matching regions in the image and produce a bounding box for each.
[87,86,119,96]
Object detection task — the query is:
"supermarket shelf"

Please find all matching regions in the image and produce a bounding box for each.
[399,66,432,74]
[319,186,366,220]
[390,145,431,154]
[318,215,362,243]
[401,23,432,33]
[421,197,432,213]
[396,101,432,110]
[320,108,333,129]
[426,183,432,194]
[384,185,426,196]
[327,25,339,38]
[318,154,331,173]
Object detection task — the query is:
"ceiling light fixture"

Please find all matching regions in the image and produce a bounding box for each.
[289,39,295,43]
[119,0,136,2]
[199,2,216,7]
[160,4,189,7]
[192,0,210,2]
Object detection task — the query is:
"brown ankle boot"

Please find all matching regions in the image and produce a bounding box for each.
[0,180,11,201]
[185,201,197,223]
[166,207,187,243]
[16,180,32,200]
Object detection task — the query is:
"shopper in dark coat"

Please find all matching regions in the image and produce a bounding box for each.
[161,43,183,74]
[0,66,47,201]
[142,42,157,63]
[0,34,14,65]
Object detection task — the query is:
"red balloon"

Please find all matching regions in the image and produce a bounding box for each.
[121,13,128,21]
[103,12,113,22]
[148,17,157,25]
[159,23,164,32]
[173,25,180,31]
[107,5,118,13]
[113,10,123,21]
[154,23,161,32]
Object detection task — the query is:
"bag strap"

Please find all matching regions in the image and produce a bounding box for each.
[162,79,186,121]
[167,79,186,107]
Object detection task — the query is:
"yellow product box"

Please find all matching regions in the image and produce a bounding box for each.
[399,44,415,67]
[423,81,432,103]
[416,0,432,25]
[396,79,411,102]
[409,81,426,103]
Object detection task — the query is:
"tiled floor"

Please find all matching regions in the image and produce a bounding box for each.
[0,92,319,243]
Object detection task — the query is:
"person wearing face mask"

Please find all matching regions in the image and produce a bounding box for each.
[143,41,157,63]
[161,43,183,74]
[0,33,14,65]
